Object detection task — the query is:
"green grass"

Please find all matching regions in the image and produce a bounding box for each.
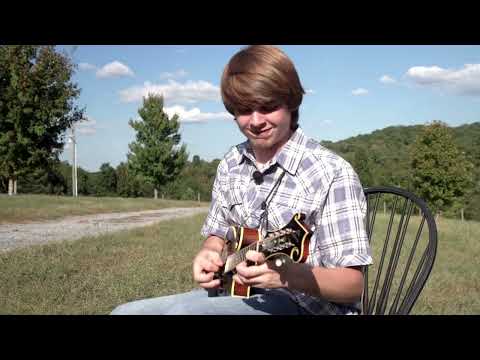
[412,216,480,314]
[0,194,208,224]
[0,213,205,314]
[0,212,478,314]
[365,213,480,314]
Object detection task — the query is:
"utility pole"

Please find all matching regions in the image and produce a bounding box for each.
[74,128,78,197]
[69,126,78,197]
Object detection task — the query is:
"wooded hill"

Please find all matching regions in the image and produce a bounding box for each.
[321,122,480,220]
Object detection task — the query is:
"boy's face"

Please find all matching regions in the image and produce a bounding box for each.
[234,105,293,157]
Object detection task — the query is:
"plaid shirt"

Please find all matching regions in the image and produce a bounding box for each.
[201,128,372,314]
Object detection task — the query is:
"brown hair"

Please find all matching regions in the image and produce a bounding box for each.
[221,45,305,130]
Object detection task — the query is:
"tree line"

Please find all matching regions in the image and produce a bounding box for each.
[0,156,220,202]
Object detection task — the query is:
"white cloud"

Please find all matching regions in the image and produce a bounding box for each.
[75,116,97,136]
[320,119,333,125]
[76,127,97,135]
[380,75,396,84]
[406,64,480,95]
[160,69,188,79]
[119,80,221,104]
[79,62,97,71]
[406,66,449,84]
[96,61,134,79]
[352,88,369,96]
[164,105,233,123]
[305,89,316,94]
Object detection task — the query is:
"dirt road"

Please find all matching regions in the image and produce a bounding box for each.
[0,207,209,252]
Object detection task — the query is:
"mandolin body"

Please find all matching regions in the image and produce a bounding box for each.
[210,213,312,298]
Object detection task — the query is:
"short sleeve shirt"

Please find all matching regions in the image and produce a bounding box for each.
[201,128,373,314]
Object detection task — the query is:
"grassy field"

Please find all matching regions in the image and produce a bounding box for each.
[0,213,205,314]
[0,212,478,314]
[412,216,480,314]
[365,213,479,314]
[0,194,208,224]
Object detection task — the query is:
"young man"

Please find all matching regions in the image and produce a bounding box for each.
[111,45,372,315]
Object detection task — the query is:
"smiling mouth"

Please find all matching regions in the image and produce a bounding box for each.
[249,128,272,137]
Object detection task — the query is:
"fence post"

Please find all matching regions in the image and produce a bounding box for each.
[461,208,464,222]
[197,192,200,202]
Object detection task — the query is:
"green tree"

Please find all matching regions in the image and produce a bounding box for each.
[0,45,84,195]
[352,147,374,187]
[116,162,133,197]
[462,132,480,220]
[16,159,67,195]
[410,121,473,215]
[127,94,187,198]
[97,162,117,196]
[77,167,91,196]
[163,157,220,201]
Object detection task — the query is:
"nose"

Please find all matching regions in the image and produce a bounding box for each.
[250,111,266,129]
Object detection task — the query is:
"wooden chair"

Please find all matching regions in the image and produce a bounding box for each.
[362,186,438,315]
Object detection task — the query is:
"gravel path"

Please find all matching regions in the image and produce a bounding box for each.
[0,207,209,253]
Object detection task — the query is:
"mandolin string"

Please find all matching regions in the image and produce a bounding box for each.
[227,228,296,272]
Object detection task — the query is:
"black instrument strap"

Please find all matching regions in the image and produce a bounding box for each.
[259,168,286,235]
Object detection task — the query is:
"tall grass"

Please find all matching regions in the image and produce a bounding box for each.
[0,194,207,224]
[0,212,478,314]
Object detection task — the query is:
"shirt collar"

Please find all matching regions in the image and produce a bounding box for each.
[235,127,306,176]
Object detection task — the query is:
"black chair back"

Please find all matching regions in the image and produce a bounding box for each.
[362,186,438,315]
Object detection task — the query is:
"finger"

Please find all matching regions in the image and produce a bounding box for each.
[207,251,224,267]
[196,256,220,273]
[204,261,221,273]
[195,249,223,268]
[232,274,245,286]
[234,273,267,288]
[236,261,269,278]
[192,259,204,278]
[193,269,215,283]
[198,278,221,289]
[235,261,248,275]
[245,250,265,264]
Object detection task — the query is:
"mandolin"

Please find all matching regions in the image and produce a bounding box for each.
[208,213,312,298]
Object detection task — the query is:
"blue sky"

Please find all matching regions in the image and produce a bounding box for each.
[59,45,480,172]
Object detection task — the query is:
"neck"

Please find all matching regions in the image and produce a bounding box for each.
[224,242,259,273]
[254,149,276,165]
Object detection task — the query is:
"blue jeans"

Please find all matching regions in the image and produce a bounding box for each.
[110,288,308,315]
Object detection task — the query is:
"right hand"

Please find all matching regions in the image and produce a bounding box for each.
[192,248,224,289]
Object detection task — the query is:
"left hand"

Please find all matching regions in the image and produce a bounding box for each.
[233,250,288,289]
